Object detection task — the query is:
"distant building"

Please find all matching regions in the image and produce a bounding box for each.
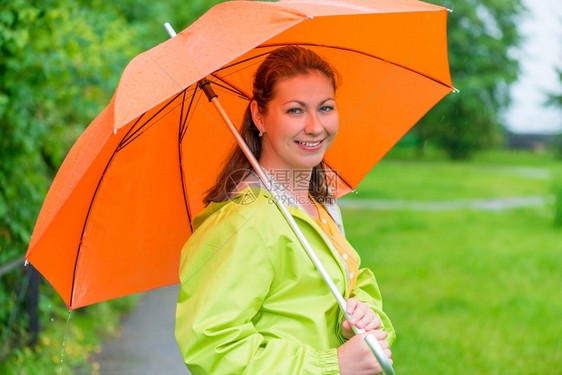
[505,132,560,151]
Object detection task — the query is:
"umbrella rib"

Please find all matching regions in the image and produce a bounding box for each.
[117,90,186,152]
[322,160,354,193]
[216,50,272,73]
[214,43,450,92]
[255,42,452,89]
[147,51,183,90]
[69,112,147,308]
[177,88,197,230]
[210,73,251,99]
[180,85,201,143]
[209,81,250,101]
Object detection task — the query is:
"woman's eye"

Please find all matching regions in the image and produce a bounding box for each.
[286,108,302,114]
[320,105,334,112]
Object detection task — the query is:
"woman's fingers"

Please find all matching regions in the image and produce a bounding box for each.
[343,299,385,345]
[345,298,359,317]
[368,330,392,360]
[358,310,381,331]
[347,298,368,325]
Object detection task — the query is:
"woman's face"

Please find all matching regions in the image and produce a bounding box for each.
[252,71,339,173]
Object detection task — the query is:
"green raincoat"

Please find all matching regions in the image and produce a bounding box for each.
[176,187,395,374]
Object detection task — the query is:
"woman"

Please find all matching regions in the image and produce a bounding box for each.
[176,46,395,374]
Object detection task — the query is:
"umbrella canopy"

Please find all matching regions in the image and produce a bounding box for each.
[26,0,453,309]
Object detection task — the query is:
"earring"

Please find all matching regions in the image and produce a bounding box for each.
[258,130,263,137]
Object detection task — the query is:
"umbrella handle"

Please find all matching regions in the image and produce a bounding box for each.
[199,79,396,375]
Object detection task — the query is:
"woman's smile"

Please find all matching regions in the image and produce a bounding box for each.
[295,139,324,149]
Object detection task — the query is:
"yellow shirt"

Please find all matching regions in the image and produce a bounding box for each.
[312,199,359,291]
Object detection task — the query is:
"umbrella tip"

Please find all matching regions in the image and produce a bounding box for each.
[164,22,177,38]
[24,259,29,267]
[452,87,460,93]
[447,8,453,13]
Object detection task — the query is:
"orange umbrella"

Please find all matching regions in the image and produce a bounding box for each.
[25,0,453,310]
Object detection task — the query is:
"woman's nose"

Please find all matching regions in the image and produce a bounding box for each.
[304,113,323,135]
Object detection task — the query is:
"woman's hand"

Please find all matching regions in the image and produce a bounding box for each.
[337,330,392,375]
[341,298,381,339]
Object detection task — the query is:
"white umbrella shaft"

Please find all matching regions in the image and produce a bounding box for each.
[164,22,177,38]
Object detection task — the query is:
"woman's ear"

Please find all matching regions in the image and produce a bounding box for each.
[250,100,264,132]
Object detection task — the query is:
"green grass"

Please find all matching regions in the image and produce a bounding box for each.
[342,150,561,374]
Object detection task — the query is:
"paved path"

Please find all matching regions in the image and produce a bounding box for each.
[338,195,553,211]
[93,285,190,375]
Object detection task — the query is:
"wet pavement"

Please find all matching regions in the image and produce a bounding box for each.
[339,195,553,211]
[93,285,190,375]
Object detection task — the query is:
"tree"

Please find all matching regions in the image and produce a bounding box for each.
[548,69,562,107]
[546,69,562,158]
[414,0,525,159]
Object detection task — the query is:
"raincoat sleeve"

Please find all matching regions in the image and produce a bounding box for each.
[349,267,396,345]
[332,203,396,345]
[175,205,341,375]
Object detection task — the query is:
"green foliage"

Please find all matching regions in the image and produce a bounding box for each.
[547,69,562,107]
[0,0,138,261]
[414,0,526,159]
[546,70,562,158]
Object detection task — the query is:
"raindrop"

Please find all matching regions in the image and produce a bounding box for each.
[58,310,72,374]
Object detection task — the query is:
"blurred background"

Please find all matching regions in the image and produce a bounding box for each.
[1,0,560,374]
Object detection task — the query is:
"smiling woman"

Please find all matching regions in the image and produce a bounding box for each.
[175,46,395,375]
[251,70,339,218]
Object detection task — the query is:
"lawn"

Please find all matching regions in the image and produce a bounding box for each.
[341,150,561,374]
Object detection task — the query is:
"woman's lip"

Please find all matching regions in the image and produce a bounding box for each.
[295,139,324,150]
